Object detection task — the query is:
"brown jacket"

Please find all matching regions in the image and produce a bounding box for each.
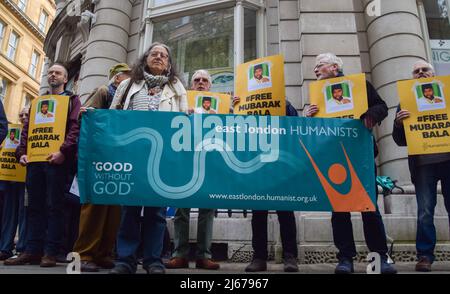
[83,85,111,109]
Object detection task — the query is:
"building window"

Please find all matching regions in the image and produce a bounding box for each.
[424,0,450,74]
[17,0,27,12]
[152,3,261,93]
[0,20,5,48]
[6,31,19,60]
[38,10,48,32]
[0,78,8,103]
[29,50,40,78]
[23,93,33,109]
[153,8,234,92]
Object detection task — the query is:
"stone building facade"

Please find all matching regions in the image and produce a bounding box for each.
[43,0,450,263]
[0,0,55,123]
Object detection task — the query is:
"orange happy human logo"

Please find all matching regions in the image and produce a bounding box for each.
[299,140,375,212]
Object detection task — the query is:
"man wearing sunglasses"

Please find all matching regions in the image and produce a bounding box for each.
[392,61,450,272]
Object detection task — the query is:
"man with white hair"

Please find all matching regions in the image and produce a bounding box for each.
[191,69,211,92]
[188,70,217,114]
[305,53,397,274]
[165,69,220,270]
[393,60,450,272]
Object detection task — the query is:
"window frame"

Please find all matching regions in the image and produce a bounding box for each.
[144,0,266,92]
[38,9,49,32]
[0,78,8,103]
[29,50,41,78]
[418,0,450,65]
[17,0,28,12]
[0,19,6,51]
[6,30,20,61]
[22,92,34,110]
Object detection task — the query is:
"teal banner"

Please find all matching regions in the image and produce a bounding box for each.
[78,110,376,212]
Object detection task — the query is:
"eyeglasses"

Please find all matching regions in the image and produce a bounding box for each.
[194,78,209,83]
[413,67,432,75]
[149,51,169,60]
[314,63,332,71]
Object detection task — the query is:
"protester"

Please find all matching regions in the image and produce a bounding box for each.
[4,63,81,267]
[0,108,28,261]
[83,63,131,110]
[72,63,131,272]
[304,53,397,274]
[109,42,187,274]
[232,96,299,272]
[392,60,450,272]
[165,70,219,270]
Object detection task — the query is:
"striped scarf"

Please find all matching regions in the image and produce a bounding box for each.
[143,71,169,89]
[129,71,169,111]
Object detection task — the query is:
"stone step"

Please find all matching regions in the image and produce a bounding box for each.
[384,194,449,216]
[167,213,450,243]
[298,214,450,243]
[225,242,450,264]
[298,243,450,264]
[166,192,450,264]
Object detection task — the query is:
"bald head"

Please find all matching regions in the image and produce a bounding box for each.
[47,63,68,93]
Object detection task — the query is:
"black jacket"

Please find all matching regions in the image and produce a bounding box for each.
[392,104,450,181]
[337,73,388,157]
[0,100,7,143]
[286,100,298,117]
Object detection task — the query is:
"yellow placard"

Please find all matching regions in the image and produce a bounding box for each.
[187,91,231,114]
[310,73,369,119]
[27,95,70,162]
[0,124,26,182]
[234,55,286,116]
[398,75,450,155]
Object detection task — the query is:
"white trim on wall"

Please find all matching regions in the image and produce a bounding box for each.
[417,0,433,62]
[148,0,264,21]
[234,1,244,70]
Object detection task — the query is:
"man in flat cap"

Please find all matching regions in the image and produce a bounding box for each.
[83,63,131,110]
[73,63,131,272]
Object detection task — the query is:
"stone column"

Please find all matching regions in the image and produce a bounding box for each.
[39,57,51,95]
[363,0,428,186]
[77,0,133,103]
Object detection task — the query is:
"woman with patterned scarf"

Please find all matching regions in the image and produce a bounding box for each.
[109,42,187,274]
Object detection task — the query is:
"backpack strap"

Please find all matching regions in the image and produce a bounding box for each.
[116,81,133,110]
